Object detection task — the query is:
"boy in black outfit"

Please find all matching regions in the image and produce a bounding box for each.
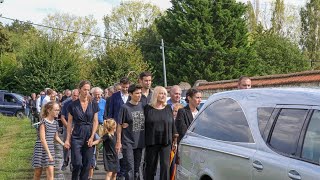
[116,84,145,180]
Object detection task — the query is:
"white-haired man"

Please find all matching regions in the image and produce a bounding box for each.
[90,87,106,171]
[167,85,182,109]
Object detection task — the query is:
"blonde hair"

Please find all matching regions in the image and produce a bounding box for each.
[173,103,184,111]
[41,101,58,118]
[149,86,167,108]
[103,118,117,137]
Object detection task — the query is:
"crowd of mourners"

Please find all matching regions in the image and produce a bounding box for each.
[29,71,205,180]
[29,71,252,180]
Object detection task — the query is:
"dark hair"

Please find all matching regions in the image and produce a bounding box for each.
[128,84,142,94]
[139,71,152,80]
[78,80,92,101]
[120,77,130,84]
[185,88,200,103]
[78,80,91,89]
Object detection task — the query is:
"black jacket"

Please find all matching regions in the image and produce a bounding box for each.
[175,105,198,143]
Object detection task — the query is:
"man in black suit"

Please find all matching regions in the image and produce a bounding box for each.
[108,77,130,179]
[108,77,130,123]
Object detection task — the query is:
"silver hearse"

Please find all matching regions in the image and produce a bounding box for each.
[177,88,320,180]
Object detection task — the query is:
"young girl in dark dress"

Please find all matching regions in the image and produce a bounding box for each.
[92,118,119,180]
[32,101,64,180]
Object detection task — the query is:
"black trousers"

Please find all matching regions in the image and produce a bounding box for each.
[123,147,143,180]
[145,144,171,180]
[71,125,93,180]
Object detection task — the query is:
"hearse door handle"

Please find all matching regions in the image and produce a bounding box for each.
[199,149,206,163]
[288,170,301,180]
[252,160,263,171]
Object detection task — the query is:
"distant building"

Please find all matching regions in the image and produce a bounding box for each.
[194,70,320,99]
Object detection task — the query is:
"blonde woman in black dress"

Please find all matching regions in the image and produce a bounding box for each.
[144,86,178,180]
[32,101,64,180]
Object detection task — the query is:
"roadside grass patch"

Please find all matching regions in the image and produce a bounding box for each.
[0,115,36,179]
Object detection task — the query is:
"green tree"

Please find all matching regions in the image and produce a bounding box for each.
[89,43,151,88]
[0,22,35,92]
[300,0,320,68]
[156,0,259,85]
[246,1,258,34]
[103,1,161,41]
[5,20,40,62]
[15,36,82,94]
[41,13,103,80]
[254,33,309,75]
[0,53,19,90]
[42,13,99,44]
[134,25,163,85]
[41,13,101,60]
[270,0,285,35]
[246,0,300,43]
[0,23,12,55]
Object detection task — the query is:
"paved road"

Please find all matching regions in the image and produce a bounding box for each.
[39,132,161,180]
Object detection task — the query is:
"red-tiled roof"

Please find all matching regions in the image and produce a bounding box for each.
[197,70,320,90]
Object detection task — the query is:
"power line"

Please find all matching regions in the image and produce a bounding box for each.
[0,15,219,54]
[0,15,162,48]
[0,0,307,55]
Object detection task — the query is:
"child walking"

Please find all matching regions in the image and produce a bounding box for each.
[92,118,119,180]
[32,101,64,180]
[89,133,100,180]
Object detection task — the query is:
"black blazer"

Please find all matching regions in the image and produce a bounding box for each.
[108,91,125,123]
[175,105,197,143]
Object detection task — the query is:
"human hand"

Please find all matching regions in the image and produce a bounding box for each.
[64,141,70,150]
[122,123,129,128]
[87,137,94,147]
[115,142,122,154]
[172,143,177,152]
[48,154,54,162]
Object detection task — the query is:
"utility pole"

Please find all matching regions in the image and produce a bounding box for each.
[160,39,167,87]
[255,0,260,24]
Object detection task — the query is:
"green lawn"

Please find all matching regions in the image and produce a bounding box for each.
[0,115,36,179]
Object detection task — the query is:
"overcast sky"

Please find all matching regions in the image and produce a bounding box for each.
[0,0,307,35]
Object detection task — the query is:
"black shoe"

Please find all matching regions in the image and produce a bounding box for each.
[70,163,73,171]
[94,166,99,170]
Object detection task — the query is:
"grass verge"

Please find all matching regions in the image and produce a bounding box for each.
[0,115,36,179]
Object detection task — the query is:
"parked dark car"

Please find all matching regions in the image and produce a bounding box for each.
[177,88,320,180]
[0,90,25,118]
